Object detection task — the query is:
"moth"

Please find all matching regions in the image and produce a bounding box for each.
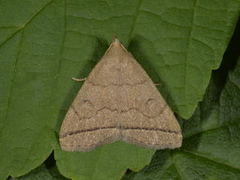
[59,38,182,152]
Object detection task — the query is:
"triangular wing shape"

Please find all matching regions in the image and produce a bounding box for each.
[59,39,182,152]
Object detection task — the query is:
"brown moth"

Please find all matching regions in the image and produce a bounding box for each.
[59,38,182,152]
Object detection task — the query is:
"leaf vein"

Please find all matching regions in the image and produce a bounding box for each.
[128,0,143,41]
[0,0,54,49]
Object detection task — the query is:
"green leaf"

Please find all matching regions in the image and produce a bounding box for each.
[122,58,240,179]
[0,0,65,179]
[10,164,68,180]
[0,0,239,180]
[55,142,154,180]
[128,0,240,118]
